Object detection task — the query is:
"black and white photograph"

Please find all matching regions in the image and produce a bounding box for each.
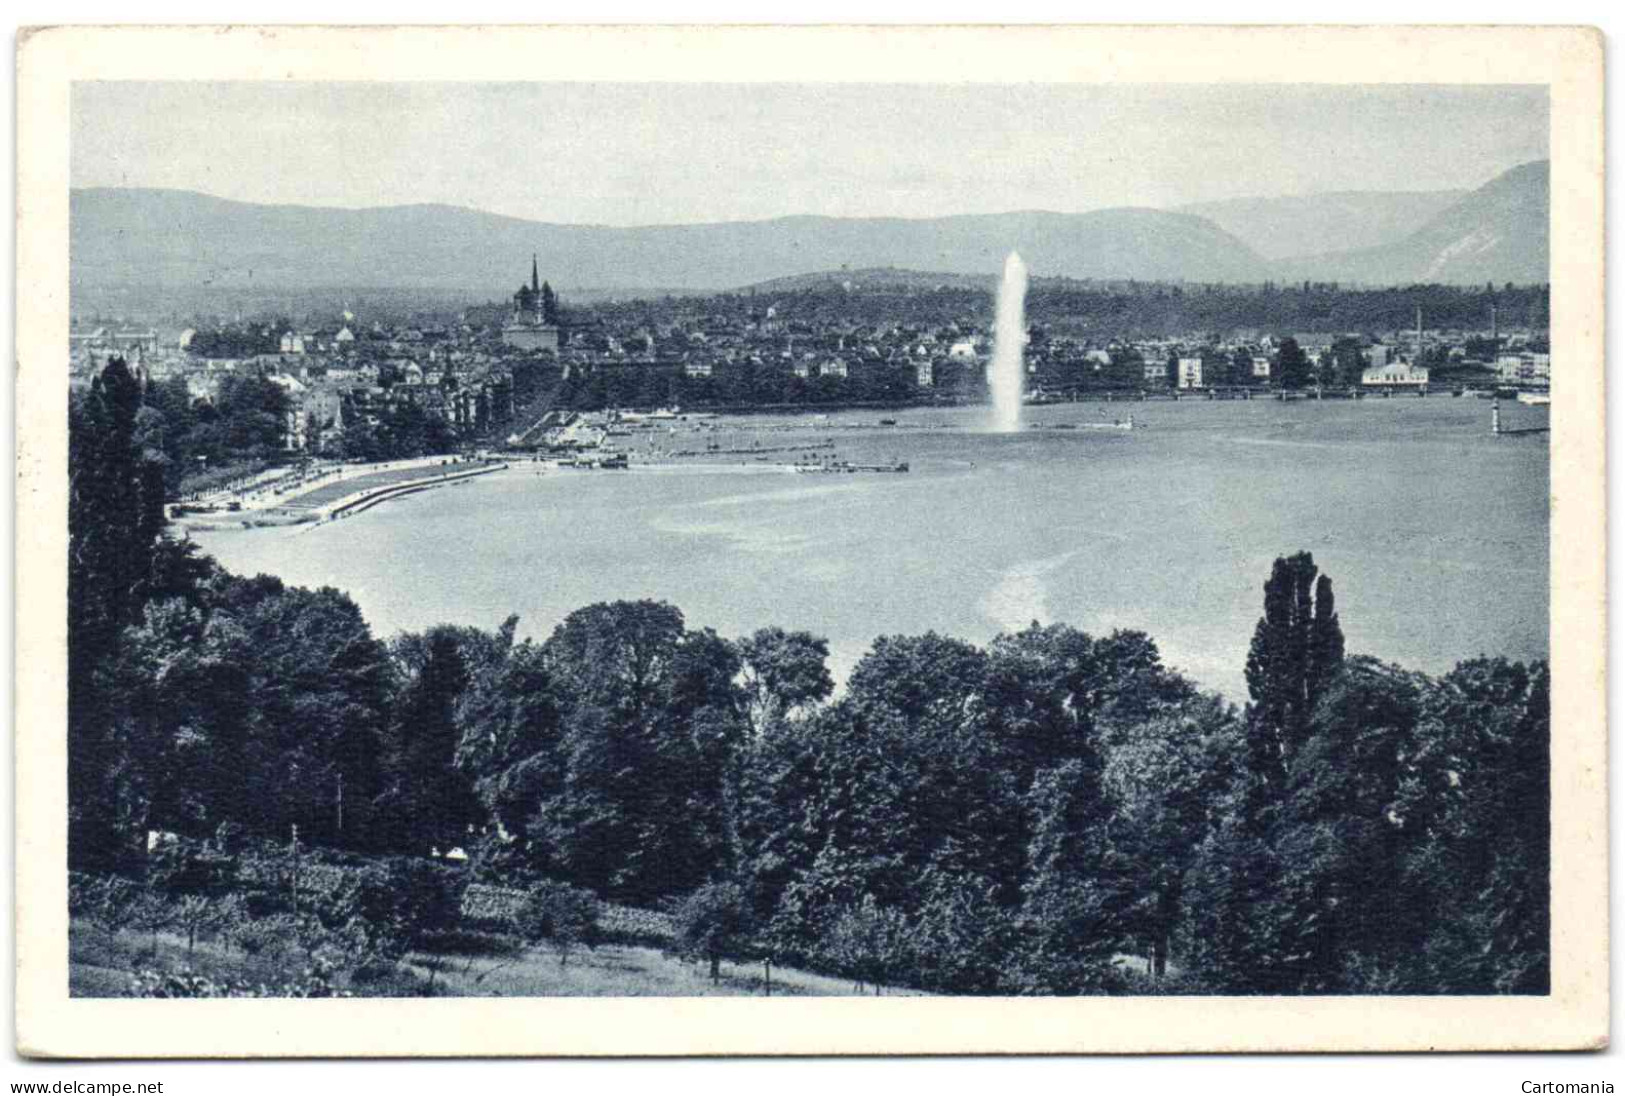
[12,22,1607,1059]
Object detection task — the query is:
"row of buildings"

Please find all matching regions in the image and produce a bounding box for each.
[69,261,1551,455]
[70,307,524,454]
[1155,334,1549,392]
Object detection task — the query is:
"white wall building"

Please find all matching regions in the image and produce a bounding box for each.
[1497,353,1551,387]
[1362,361,1430,388]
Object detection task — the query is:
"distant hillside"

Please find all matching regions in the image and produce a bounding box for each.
[736,267,1171,295]
[1274,161,1549,285]
[70,166,1546,294]
[1180,189,1467,261]
[70,189,1268,293]
[742,267,998,293]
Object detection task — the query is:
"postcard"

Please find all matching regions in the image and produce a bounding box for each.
[14,23,1606,1056]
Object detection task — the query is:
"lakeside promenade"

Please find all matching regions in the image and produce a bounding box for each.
[171,457,506,531]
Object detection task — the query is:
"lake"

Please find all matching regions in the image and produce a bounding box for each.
[194,397,1550,702]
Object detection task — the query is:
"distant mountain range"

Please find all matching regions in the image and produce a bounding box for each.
[1178,190,1468,261]
[1272,161,1549,286]
[69,161,1547,295]
[68,193,1268,291]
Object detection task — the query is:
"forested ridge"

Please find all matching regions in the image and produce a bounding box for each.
[69,357,1549,996]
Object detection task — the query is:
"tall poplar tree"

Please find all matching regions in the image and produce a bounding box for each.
[1242,552,1345,819]
[68,357,169,869]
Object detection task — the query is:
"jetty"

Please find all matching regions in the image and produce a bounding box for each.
[662,441,836,458]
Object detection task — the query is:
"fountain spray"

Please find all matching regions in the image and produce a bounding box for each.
[989,252,1028,432]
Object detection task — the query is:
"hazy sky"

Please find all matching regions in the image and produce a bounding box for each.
[72,82,1547,224]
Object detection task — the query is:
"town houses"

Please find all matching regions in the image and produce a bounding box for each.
[70,293,524,457]
[69,264,1551,468]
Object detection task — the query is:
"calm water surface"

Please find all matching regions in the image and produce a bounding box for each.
[195,398,1550,701]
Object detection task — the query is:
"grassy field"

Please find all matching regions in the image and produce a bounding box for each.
[401,944,923,997]
[69,923,349,997]
[70,920,923,998]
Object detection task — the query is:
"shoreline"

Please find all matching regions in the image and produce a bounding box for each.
[179,394,1545,534]
[175,461,507,532]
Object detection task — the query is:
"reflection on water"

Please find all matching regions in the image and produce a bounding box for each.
[195,398,1549,701]
[981,549,1083,634]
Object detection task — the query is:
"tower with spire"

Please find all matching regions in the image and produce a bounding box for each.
[504,254,561,352]
[513,255,541,324]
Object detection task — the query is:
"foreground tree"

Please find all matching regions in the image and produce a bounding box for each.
[1181,551,1349,992]
[1102,694,1242,979]
[377,628,482,854]
[1273,657,1427,991]
[1010,759,1126,993]
[672,881,756,983]
[821,896,911,994]
[69,357,168,643]
[1401,658,1550,993]
[109,599,251,842]
[518,879,599,967]
[453,626,565,859]
[737,627,834,734]
[229,582,395,848]
[1243,551,1344,818]
[531,601,747,902]
[69,357,170,869]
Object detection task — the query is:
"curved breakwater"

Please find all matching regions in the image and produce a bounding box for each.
[321,464,508,521]
[175,462,507,531]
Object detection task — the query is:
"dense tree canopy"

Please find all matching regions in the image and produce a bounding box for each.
[68,361,1549,994]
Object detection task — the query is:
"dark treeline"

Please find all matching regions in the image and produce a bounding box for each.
[584,279,1550,339]
[184,323,283,360]
[326,399,460,465]
[1026,279,1550,338]
[537,358,964,414]
[136,369,463,497]
[74,278,1548,340]
[142,373,291,493]
[70,358,1549,995]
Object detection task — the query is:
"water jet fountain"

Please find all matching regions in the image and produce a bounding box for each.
[988,251,1028,432]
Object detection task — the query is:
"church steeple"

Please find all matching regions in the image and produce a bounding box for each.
[532,254,540,295]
